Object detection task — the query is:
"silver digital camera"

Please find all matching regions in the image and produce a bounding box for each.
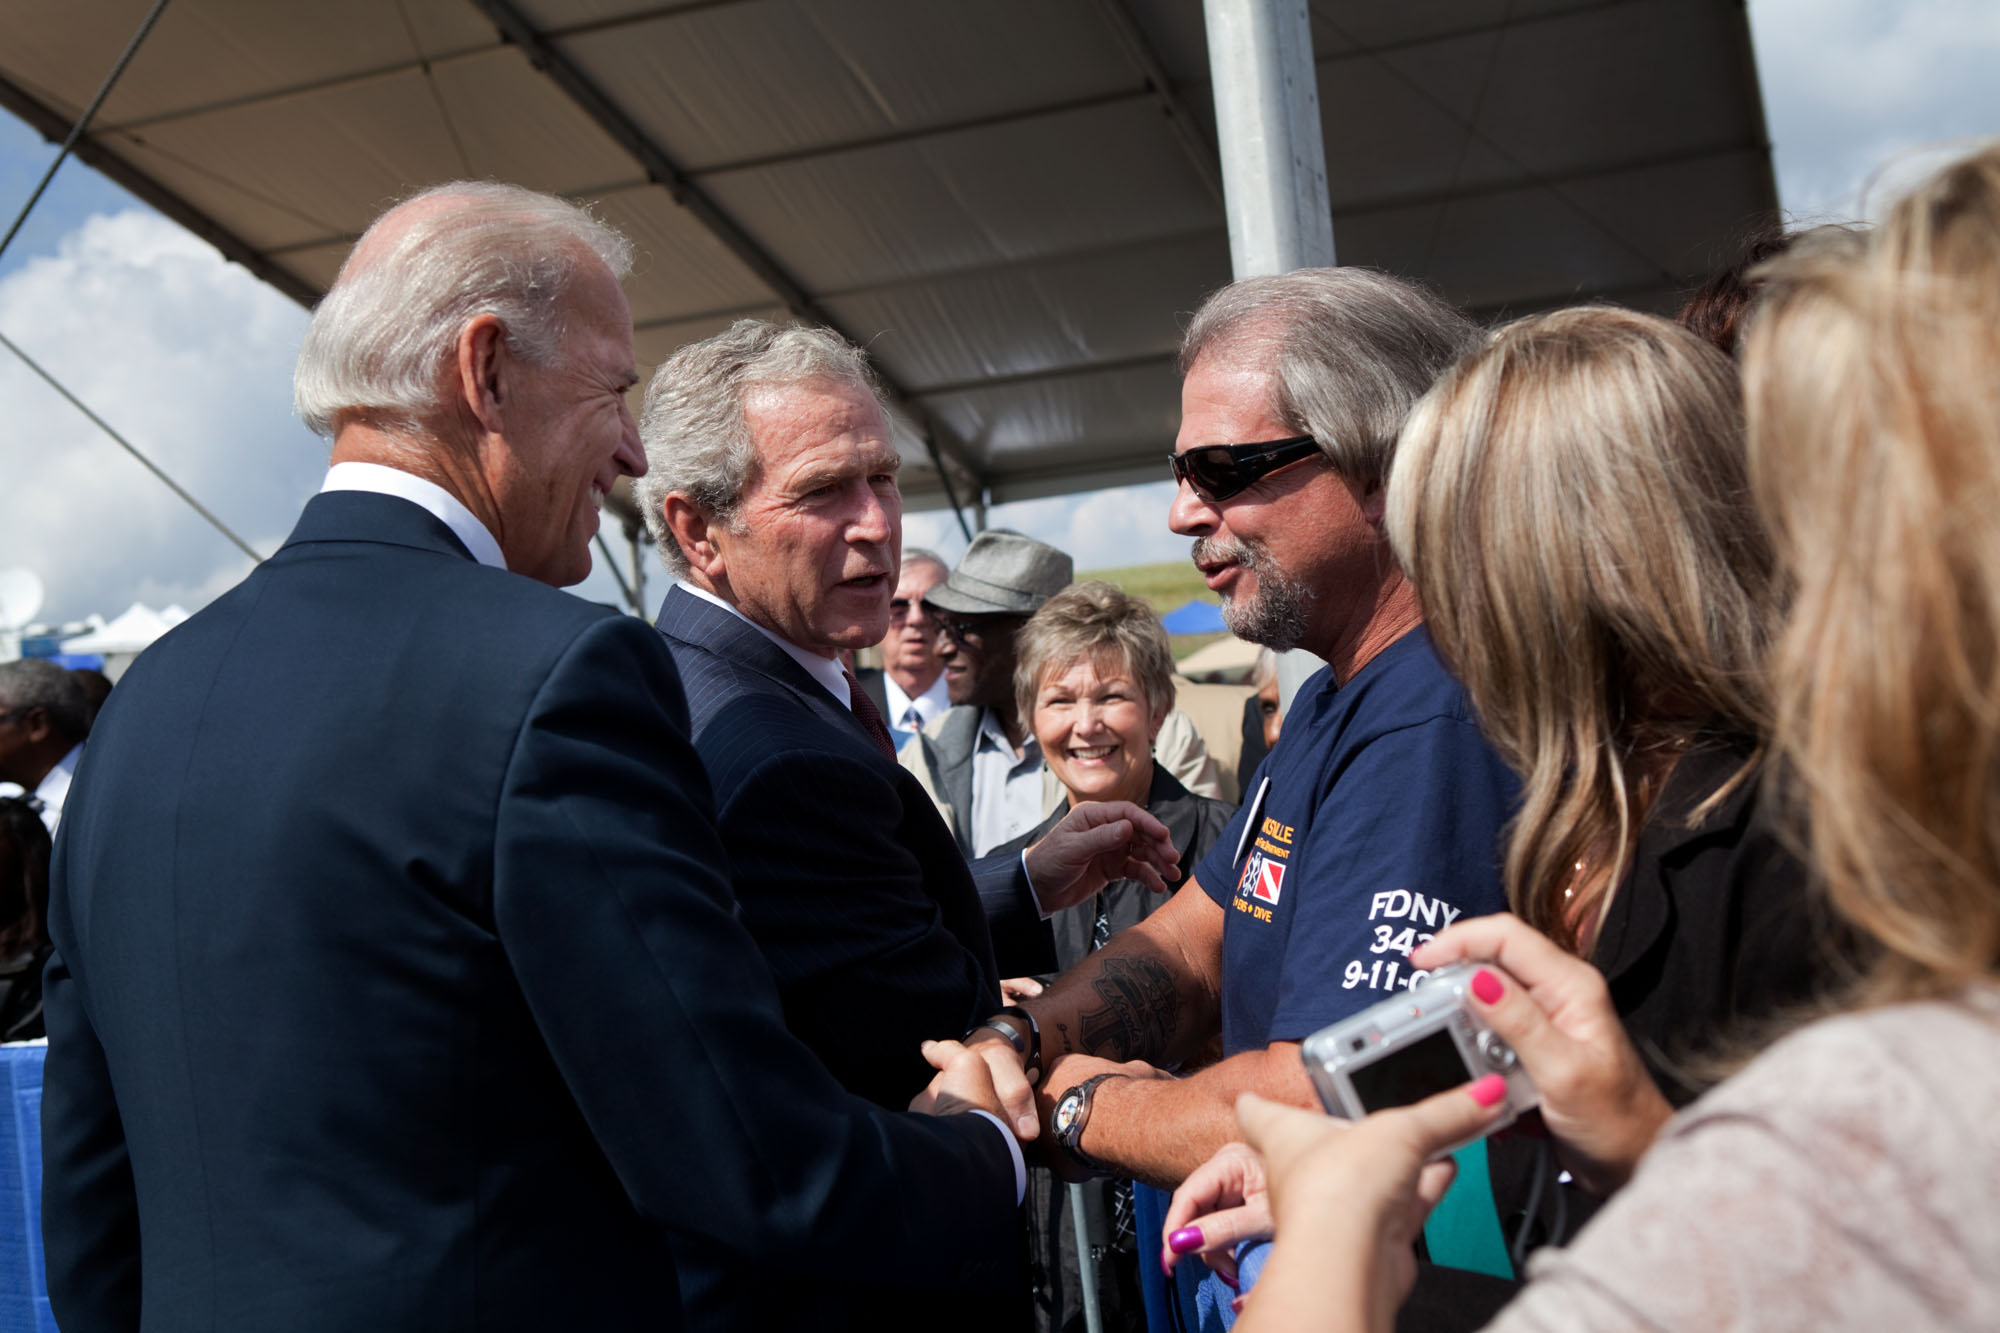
[1300,963,1538,1153]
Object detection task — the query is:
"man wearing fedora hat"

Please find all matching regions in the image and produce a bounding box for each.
[904,531,1221,862]
[905,529,1074,860]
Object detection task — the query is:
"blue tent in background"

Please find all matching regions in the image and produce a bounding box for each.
[1160,600,1226,635]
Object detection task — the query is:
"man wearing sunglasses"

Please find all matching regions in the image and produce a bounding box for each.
[875,548,953,736]
[961,271,1522,1288]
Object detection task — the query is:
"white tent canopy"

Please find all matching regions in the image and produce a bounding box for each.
[60,602,188,656]
[0,0,1776,523]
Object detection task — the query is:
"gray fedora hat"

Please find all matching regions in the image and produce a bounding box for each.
[923,529,1074,616]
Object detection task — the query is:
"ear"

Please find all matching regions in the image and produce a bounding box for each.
[1356,475,1389,532]
[18,708,50,746]
[662,494,729,584]
[1148,694,1172,742]
[454,313,511,434]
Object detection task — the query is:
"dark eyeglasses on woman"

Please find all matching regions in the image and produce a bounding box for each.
[1169,435,1322,502]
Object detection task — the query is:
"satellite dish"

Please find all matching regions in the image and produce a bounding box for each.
[0,569,45,631]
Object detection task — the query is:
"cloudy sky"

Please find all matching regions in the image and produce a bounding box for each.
[1,0,1996,628]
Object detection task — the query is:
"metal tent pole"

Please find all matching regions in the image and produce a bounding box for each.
[0,0,173,265]
[1069,1181,1105,1333]
[1202,0,1334,708]
[1201,0,1335,277]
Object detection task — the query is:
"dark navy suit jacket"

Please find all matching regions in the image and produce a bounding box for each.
[655,585,1001,1106]
[40,492,1017,1333]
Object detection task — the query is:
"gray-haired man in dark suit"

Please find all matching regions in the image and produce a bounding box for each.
[640,318,1178,1331]
[39,183,1041,1333]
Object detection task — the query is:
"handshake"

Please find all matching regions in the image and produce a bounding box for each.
[907,796,1180,1165]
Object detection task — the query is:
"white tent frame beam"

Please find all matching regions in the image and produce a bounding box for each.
[0,70,319,306]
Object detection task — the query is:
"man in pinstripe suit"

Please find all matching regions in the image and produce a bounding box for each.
[639,318,1178,1329]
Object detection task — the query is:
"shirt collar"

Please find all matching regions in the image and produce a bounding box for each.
[974,707,1039,765]
[321,462,507,572]
[674,582,850,706]
[884,672,949,726]
[35,743,80,807]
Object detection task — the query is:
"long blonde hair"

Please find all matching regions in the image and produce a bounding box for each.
[1388,307,1777,952]
[1744,146,2000,1002]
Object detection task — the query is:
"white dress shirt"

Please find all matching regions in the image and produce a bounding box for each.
[33,743,81,834]
[884,672,950,734]
[321,462,507,572]
[968,710,1045,857]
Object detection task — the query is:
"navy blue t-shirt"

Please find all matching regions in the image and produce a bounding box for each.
[1196,628,1518,1057]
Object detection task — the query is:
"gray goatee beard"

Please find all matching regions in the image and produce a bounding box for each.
[1191,537,1314,652]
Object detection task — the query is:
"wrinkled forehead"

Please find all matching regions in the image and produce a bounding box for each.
[744,376,899,474]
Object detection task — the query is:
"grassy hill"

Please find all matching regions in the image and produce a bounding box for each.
[1078,559,1231,660]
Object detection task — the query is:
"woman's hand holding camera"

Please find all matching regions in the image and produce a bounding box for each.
[1413,914,1674,1196]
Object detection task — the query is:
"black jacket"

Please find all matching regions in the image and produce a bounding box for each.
[1593,741,1842,1105]
[1406,743,1850,1331]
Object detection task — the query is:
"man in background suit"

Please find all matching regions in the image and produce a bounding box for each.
[0,659,91,834]
[846,549,949,745]
[638,318,1180,1328]
[40,182,1031,1333]
[878,548,952,733]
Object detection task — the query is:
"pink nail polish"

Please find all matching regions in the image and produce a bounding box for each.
[1217,1268,1240,1291]
[1469,1073,1507,1107]
[1230,1294,1246,1315]
[1471,968,1504,1005]
[1168,1226,1204,1254]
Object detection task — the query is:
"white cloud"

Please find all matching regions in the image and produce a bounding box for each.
[898,478,1190,579]
[1749,0,2000,220]
[0,210,323,624]
[0,208,646,627]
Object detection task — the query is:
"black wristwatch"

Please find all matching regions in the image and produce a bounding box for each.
[969,1005,1042,1086]
[1052,1072,1125,1175]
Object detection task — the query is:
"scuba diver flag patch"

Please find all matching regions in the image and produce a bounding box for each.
[1242,848,1286,906]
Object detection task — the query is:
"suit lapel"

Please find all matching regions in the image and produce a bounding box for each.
[655,586,853,731]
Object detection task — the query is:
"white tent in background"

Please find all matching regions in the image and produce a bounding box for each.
[60,602,188,657]
[1174,634,1262,682]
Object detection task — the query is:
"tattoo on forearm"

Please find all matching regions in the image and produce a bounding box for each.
[1076,957,1179,1061]
[1056,1021,1075,1055]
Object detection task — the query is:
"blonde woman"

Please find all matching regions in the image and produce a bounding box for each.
[1175,144,2000,1332]
[1390,305,1838,1111]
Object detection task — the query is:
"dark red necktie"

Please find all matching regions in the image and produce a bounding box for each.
[842,665,897,760]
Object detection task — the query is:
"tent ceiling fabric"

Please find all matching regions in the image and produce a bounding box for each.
[0,0,1775,513]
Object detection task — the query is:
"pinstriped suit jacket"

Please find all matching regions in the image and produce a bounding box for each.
[654,586,1001,1106]
[656,587,1020,1330]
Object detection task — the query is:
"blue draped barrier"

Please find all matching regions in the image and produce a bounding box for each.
[0,1045,54,1333]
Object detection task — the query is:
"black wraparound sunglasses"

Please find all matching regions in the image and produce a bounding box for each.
[1169,435,1322,502]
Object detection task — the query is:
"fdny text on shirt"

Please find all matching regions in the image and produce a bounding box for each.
[1342,890,1465,993]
